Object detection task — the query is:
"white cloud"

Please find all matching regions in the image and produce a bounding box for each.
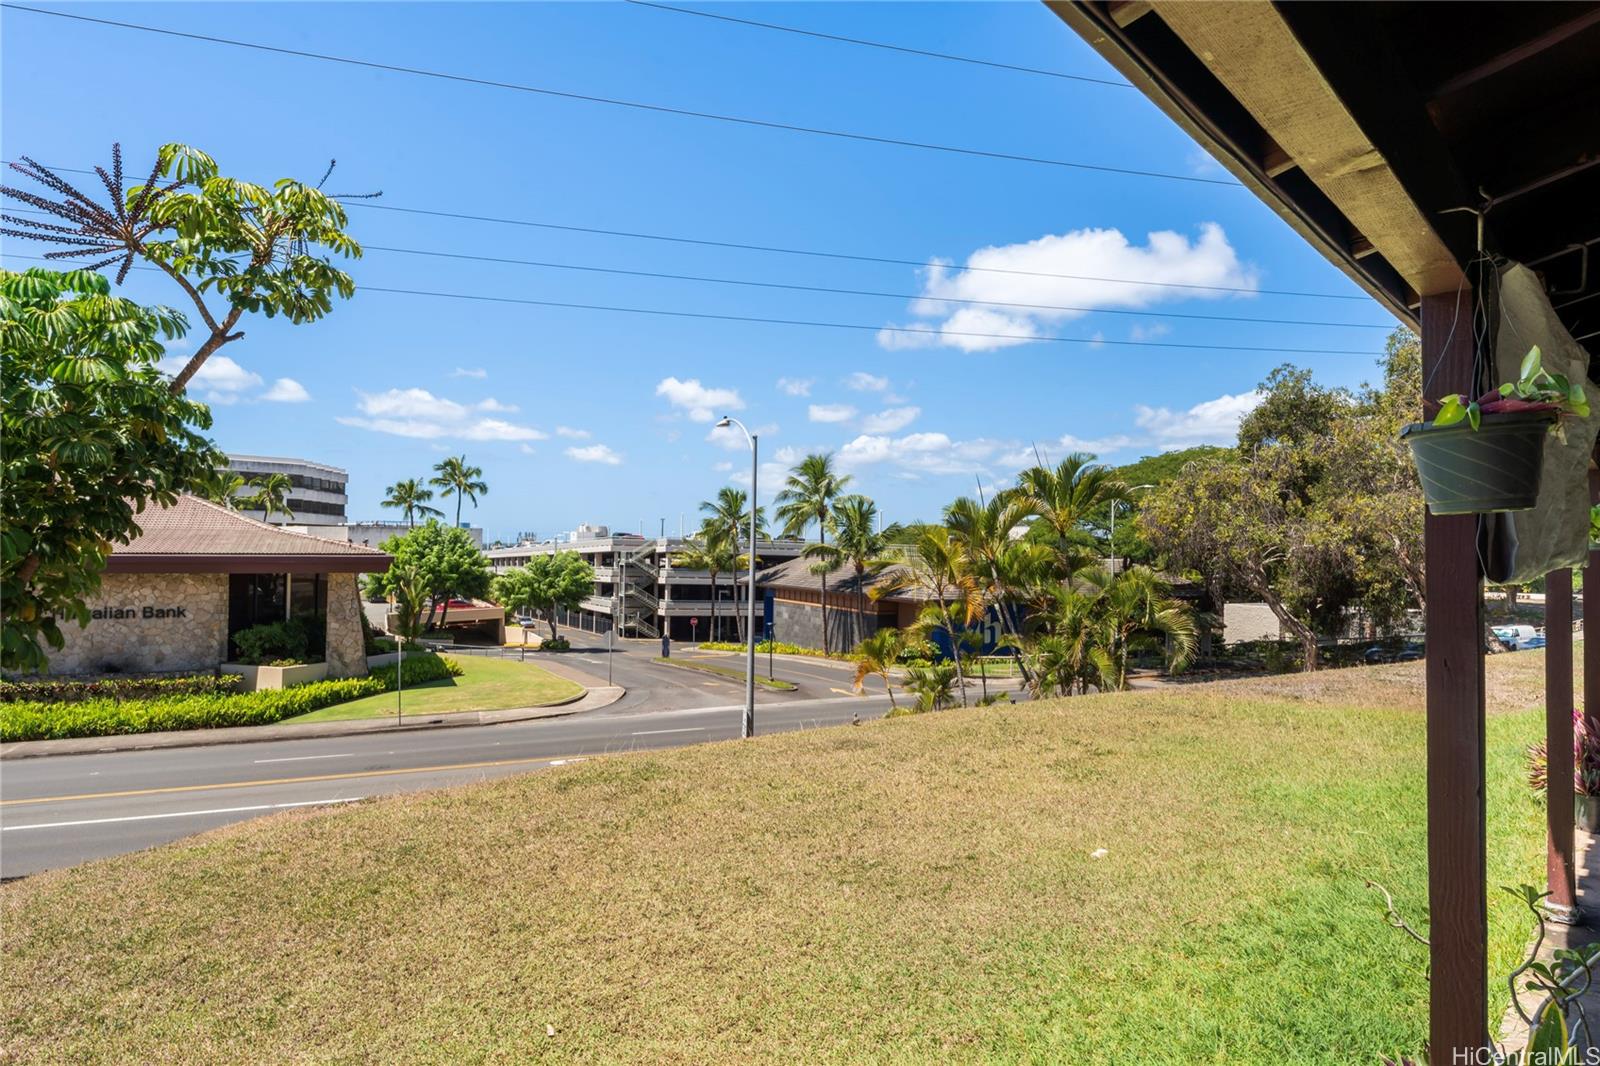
[477,397,519,413]
[339,387,549,442]
[1133,390,1263,447]
[881,223,1258,352]
[1129,322,1172,342]
[838,431,1005,477]
[706,421,778,450]
[452,367,487,379]
[519,443,537,455]
[997,433,1140,469]
[656,377,742,422]
[160,354,262,404]
[861,406,920,433]
[845,371,890,392]
[566,443,622,465]
[713,460,734,472]
[808,403,857,423]
[261,377,311,403]
[555,426,591,439]
[776,377,813,397]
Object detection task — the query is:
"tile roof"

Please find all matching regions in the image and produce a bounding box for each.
[105,495,389,572]
[744,554,933,601]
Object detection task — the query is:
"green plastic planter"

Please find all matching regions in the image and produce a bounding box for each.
[1399,411,1555,515]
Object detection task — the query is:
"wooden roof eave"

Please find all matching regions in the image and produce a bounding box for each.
[1047,1,1469,323]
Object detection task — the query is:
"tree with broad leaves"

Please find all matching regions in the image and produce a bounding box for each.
[367,522,490,635]
[492,553,595,643]
[0,144,363,393]
[1,267,225,671]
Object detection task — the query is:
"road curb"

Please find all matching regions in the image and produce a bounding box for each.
[0,683,626,761]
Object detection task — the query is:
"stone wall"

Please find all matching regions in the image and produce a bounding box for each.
[323,571,369,679]
[49,572,228,675]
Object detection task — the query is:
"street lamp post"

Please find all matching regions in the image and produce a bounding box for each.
[715,416,757,739]
[1108,483,1157,571]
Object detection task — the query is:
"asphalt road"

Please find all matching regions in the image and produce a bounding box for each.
[0,629,909,878]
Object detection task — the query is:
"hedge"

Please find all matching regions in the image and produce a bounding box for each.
[696,640,847,660]
[0,655,462,742]
[0,674,245,704]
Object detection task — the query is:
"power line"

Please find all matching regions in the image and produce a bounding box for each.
[1,194,1374,303]
[620,0,1132,88]
[0,3,1236,188]
[0,251,1377,356]
[357,242,1390,329]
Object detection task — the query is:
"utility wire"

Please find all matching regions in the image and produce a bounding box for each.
[0,3,1237,188]
[1,195,1373,303]
[358,242,1390,329]
[0,251,1378,356]
[620,0,1132,88]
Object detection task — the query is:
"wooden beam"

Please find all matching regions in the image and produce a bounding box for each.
[1586,468,1600,741]
[1151,1,1467,296]
[1106,0,1151,28]
[1428,7,1600,100]
[1547,568,1578,917]
[1421,288,1489,1060]
[1260,135,1296,178]
[1350,232,1378,259]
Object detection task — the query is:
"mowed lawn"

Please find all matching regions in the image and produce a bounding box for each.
[288,654,583,722]
[0,652,1560,1064]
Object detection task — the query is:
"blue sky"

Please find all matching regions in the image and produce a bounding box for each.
[2,1,1401,541]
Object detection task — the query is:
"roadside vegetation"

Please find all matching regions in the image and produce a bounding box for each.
[0,655,459,741]
[287,655,581,722]
[0,654,1552,1063]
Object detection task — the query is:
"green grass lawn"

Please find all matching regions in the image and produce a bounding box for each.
[0,654,1557,1063]
[286,654,583,722]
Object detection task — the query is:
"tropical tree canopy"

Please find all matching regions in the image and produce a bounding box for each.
[493,552,595,642]
[1,144,362,392]
[245,473,294,521]
[369,522,490,635]
[700,486,767,549]
[773,452,849,654]
[1,267,224,671]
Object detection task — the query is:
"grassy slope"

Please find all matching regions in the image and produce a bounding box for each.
[0,653,1560,1064]
[287,655,582,722]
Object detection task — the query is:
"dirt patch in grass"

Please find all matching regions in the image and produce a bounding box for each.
[0,656,1553,1063]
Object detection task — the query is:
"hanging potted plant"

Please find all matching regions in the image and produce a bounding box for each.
[1401,346,1589,515]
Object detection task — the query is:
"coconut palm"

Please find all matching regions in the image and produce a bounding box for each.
[246,473,294,521]
[206,472,247,510]
[382,478,443,528]
[430,455,487,527]
[699,486,767,549]
[852,628,903,708]
[876,523,977,706]
[804,494,889,649]
[675,526,740,643]
[774,453,851,654]
[1007,453,1129,569]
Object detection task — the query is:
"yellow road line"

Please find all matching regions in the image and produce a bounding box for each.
[1,754,574,807]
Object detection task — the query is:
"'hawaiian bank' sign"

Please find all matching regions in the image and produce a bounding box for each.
[91,605,189,620]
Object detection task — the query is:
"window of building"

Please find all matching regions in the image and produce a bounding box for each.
[227,573,328,658]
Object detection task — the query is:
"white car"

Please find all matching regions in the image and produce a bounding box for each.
[1492,624,1545,651]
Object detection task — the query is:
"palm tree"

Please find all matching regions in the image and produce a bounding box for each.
[246,473,294,522]
[700,486,767,548]
[674,527,739,643]
[1007,454,1129,571]
[774,453,851,655]
[382,478,442,528]
[804,494,889,649]
[206,472,247,510]
[852,628,903,708]
[904,660,958,712]
[1095,565,1198,690]
[430,455,487,527]
[876,523,977,706]
[944,494,1040,678]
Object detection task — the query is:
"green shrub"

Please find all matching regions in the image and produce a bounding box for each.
[698,640,844,660]
[0,674,244,704]
[232,618,311,665]
[1,654,462,741]
[537,636,570,651]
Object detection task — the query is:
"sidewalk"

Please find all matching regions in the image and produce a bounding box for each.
[1,660,624,761]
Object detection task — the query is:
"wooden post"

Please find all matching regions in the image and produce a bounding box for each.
[1587,468,1600,742]
[1422,288,1489,1057]
[1547,568,1578,919]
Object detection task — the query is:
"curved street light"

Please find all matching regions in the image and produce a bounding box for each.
[715,416,757,739]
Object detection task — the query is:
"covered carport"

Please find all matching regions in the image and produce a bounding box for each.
[1049,1,1600,1055]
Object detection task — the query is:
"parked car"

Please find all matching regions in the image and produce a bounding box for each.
[1492,624,1545,651]
[1363,640,1425,664]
